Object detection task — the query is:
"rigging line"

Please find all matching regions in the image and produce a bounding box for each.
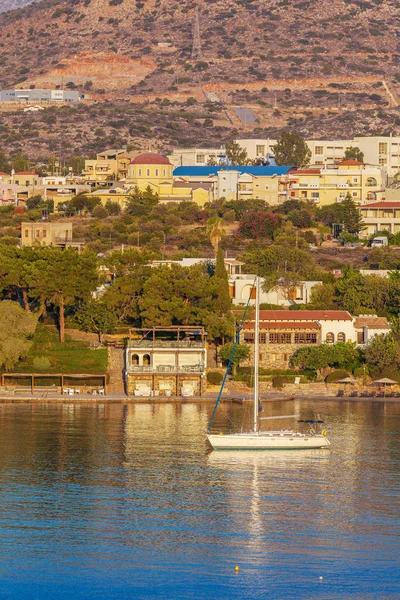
[207,277,257,431]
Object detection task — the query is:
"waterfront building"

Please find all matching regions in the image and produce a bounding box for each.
[239,310,389,369]
[125,327,207,397]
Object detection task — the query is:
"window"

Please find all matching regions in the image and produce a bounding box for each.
[25,180,29,186]
[36,230,40,238]
[155,169,159,176]
[366,177,377,186]
[196,154,205,163]
[269,333,292,344]
[256,145,265,156]
[379,142,388,154]
[337,332,346,342]
[131,169,135,176]
[42,230,47,238]
[143,354,151,366]
[146,169,150,177]
[138,169,142,176]
[315,146,323,155]
[379,158,387,165]
[311,192,319,199]
[163,169,166,176]
[259,333,266,344]
[294,333,317,344]
[24,230,28,237]
[326,332,335,343]
[244,333,255,343]
[131,354,139,366]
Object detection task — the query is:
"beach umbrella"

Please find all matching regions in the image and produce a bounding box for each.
[373,377,398,396]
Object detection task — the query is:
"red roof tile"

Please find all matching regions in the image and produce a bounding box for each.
[354,317,390,329]
[14,171,36,175]
[338,159,363,166]
[360,202,400,209]
[256,310,353,321]
[130,153,170,165]
[243,321,320,330]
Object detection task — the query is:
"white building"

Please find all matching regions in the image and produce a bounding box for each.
[0,89,79,103]
[229,274,321,307]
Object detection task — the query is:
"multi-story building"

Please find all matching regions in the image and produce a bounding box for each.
[21,222,83,250]
[173,165,291,203]
[358,200,400,238]
[125,327,207,397]
[230,275,321,307]
[168,147,227,167]
[82,149,137,185]
[287,160,384,206]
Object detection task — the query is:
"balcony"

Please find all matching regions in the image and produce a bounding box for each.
[127,340,205,349]
[126,365,204,374]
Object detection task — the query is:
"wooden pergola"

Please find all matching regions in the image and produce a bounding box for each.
[0,373,107,395]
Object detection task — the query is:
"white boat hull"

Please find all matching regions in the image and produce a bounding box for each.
[207,431,331,450]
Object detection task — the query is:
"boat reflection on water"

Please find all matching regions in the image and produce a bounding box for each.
[207,448,331,470]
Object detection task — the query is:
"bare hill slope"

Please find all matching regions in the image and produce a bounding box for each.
[1,0,400,159]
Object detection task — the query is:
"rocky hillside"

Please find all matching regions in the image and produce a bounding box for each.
[1,0,400,159]
[0,0,37,12]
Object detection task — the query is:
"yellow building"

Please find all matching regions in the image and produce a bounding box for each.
[287,160,384,206]
[21,222,83,249]
[82,149,136,184]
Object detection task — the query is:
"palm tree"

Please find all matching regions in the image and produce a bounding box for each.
[206,217,226,255]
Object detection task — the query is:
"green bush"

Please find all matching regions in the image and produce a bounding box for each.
[325,369,350,383]
[32,356,52,371]
[353,366,368,378]
[272,375,291,389]
[207,371,223,385]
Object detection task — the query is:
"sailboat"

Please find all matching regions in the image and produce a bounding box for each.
[207,277,331,450]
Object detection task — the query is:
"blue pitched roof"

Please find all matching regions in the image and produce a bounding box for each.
[173,165,292,177]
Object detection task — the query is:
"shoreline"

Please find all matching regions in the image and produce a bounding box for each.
[0,393,399,404]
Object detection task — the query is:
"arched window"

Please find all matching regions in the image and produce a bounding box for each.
[131,354,139,366]
[143,354,151,366]
[138,169,142,176]
[326,332,335,344]
[337,332,346,342]
[366,177,377,187]
[155,169,159,176]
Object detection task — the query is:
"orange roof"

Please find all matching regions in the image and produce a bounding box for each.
[243,321,320,330]
[130,153,170,166]
[338,159,363,166]
[360,202,400,209]
[354,317,390,329]
[0,172,10,176]
[290,169,321,175]
[258,310,352,321]
[15,171,36,175]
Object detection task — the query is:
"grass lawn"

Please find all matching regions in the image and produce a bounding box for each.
[14,324,108,374]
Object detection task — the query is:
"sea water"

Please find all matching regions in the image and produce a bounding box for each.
[0,399,398,599]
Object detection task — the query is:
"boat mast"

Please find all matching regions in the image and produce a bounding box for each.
[254,276,260,433]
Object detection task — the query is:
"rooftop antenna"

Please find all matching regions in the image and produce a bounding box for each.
[191,7,202,60]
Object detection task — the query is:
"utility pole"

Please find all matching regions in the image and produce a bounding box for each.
[191,7,202,60]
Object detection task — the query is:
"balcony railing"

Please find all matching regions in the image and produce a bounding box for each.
[127,365,204,373]
[127,340,205,349]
